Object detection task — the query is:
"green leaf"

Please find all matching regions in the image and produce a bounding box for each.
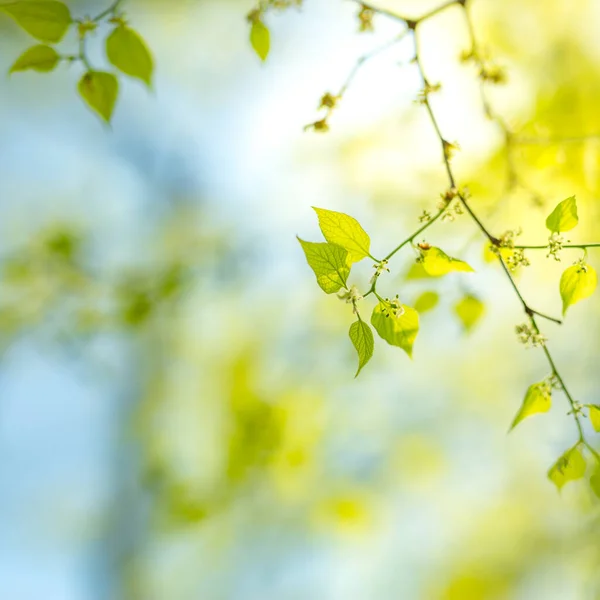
[78,71,119,123]
[1,1,71,43]
[588,405,600,432]
[250,19,270,61]
[509,382,552,431]
[591,467,600,499]
[560,262,597,315]
[106,25,154,86]
[454,295,485,332]
[413,291,439,314]
[548,445,586,491]
[297,238,350,294]
[9,44,59,73]
[420,247,474,277]
[349,320,374,377]
[546,196,578,233]
[313,207,371,263]
[371,303,419,358]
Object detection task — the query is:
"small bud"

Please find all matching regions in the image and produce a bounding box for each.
[319,93,338,110]
[304,118,330,133]
[357,4,375,32]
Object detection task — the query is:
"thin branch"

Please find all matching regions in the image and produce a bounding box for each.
[338,29,409,100]
[383,206,447,262]
[407,22,592,442]
[93,0,124,22]
[339,0,599,455]
[531,315,585,441]
[416,0,464,24]
[515,243,600,250]
[352,0,462,27]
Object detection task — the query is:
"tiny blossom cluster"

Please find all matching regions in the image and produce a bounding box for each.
[381,295,405,319]
[370,259,390,284]
[337,285,363,313]
[537,375,560,398]
[506,248,530,271]
[437,186,466,222]
[460,49,507,84]
[419,210,432,223]
[304,118,329,133]
[305,93,339,133]
[498,227,522,249]
[515,322,547,348]
[546,232,565,261]
[574,257,589,273]
[495,227,530,270]
[416,81,442,104]
[442,202,464,222]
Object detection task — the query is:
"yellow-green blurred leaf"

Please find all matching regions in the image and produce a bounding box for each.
[250,19,270,61]
[371,303,419,358]
[405,261,435,280]
[313,207,370,263]
[413,291,439,314]
[1,1,71,43]
[546,195,578,233]
[589,405,600,432]
[297,238,349,294]
[454,295,485,332]
[420,247,474,277]
[349,320,374,377]
[591,467,600,499]
[548,445,586,491]
[106,25,153,86]
[78,71,118,123]
[509,382,551,431]
[9,44,59,73]
[560,262,597,315]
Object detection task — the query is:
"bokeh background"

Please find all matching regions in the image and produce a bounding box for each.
[1,0,600,598]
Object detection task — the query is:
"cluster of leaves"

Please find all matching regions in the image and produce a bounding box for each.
[297,207,479,376]
[297,195,600,495]
[2,0,153,122]
[246,0,600,496]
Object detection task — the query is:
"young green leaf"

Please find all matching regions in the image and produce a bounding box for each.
[588,405,600,432]
[546,196,578,233]
[420,247,474,277]
[454,295,485,332]
[78,71,119,123]
[297,238,350,294]
[413,291,439,314]
[349,320,374,377]
[509,382,552,431]
[548,445,586,491]
[1,1,71,43]
[559,262,597,315]
[9,44,59,74]
[106,25,154,87]
[591,467,600,499]
[313,207,371,263]
[371,303,419,358]
[250,19,270,61]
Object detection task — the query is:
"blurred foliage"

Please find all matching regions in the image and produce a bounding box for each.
[3,0,600,599]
